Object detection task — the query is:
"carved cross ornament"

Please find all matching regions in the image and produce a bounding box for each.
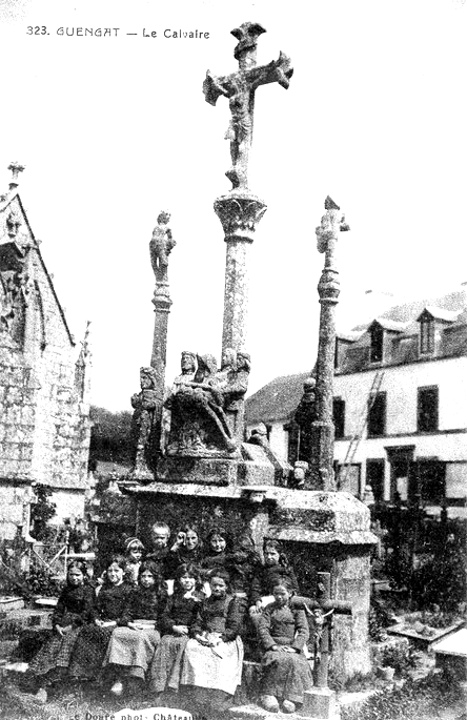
[203,22,293,190]
[8,162,25,190]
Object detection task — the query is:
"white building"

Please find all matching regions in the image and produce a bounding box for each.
[246,288,467,515]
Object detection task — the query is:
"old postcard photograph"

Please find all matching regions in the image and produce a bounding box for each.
[0,0,466,719]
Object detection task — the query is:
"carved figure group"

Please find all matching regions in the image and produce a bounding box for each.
[166,349,250,457]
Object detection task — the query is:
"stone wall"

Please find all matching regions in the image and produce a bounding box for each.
[0,191,92,539]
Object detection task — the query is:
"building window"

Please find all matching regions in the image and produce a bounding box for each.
[366,459,385,503]
[333,397,346,439]
[410,460,446,505]
[420,315,434,355]
[368,392,386,437]
[417,386,439,432]
[370,323,384,363]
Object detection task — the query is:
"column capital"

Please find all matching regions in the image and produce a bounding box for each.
[214,190,267,243]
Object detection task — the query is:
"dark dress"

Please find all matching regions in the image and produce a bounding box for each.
[257,601,312,704]
[200,551,227,577]
[104,586,161,679]
[149,590,201,693]
[169,546,202,575]
[28,583,95,678]
[68,581,133,679]
[145,547,177,580]
[250,564,300,605]
[226,549,262,599]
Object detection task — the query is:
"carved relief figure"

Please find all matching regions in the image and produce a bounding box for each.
[130,367,159,475]
[163,351,197,452]
[0,271,28,345]
[166,354,229,455]
[149,211,176,283]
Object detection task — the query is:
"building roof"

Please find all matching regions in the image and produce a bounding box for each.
[246,372,311,425]
[246,287,467,425]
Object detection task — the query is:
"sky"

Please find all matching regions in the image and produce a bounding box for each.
[0,0,466,411]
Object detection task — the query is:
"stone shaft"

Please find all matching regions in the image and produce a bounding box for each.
[222,240,249,353]
[309,199,349,490]
[151,287,171,395]
[214,192,267,355]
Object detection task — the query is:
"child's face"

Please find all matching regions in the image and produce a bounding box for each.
[68,567,84,586]
[129,546,143,562]
[238,535,253,551]
[107,562,124,585]
[152,528,169,549]
[179,573,196,592]
[185,531,199,551]
[210,534,226,554]
[264,546,280,566]
[210,576,227,597]
[140,570,156,589]
[273,584,290,606]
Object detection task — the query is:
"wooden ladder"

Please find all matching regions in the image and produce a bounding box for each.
[340,370,385,486]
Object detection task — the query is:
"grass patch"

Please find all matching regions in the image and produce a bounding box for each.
[341,673,464,720]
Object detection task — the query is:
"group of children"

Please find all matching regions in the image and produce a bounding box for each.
[25,522,314,715]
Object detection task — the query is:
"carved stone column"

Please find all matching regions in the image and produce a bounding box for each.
[151,283,171,383]
[148,212,175,467]
[214,191,267,354]
[309,197,349,490]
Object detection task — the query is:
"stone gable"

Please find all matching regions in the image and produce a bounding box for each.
[0,181,91,539]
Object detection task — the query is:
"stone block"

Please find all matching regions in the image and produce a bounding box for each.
[302,687,337,719]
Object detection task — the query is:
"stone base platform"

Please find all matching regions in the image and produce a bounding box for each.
[128,442,290,488]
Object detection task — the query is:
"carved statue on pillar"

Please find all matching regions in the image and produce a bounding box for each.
[149,211,176,284]
[130,367,160,477]
[295,377,316,466]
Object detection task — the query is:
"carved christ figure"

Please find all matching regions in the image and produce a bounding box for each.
[149,211,176,283]
[203,22,293,189]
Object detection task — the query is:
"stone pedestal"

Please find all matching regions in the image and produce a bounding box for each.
[302,687,338,720]
[101,474,376,682]
[267,491,376,678]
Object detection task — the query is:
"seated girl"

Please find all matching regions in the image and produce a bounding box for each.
[104,560,162,696]
[149,563,202,696]
[249,540,299,615]
[68,554,133,681]
[26,560,95,703]
[256,579,313,714]
[227,531,262,603]
[180,570,244,713]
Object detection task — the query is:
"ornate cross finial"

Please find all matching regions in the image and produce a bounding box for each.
[316,196,350,257]
[203,22,293,190]
[8,162,25,191]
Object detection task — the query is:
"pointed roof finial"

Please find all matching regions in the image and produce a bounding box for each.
[8,162,25,191]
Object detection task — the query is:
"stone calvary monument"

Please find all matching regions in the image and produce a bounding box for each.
[97,22,376,705]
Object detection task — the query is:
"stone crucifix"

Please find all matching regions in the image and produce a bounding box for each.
[203,22,293,190]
